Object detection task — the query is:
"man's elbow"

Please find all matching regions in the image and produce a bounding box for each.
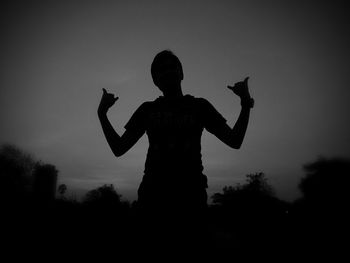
[113,148,126,157]
[114,152,123,158]
[231,144,241,149]
[229,140,242,149]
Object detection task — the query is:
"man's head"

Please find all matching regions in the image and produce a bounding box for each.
[151,50,184,92]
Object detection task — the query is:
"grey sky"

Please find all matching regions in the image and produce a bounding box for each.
[1,0,350,201]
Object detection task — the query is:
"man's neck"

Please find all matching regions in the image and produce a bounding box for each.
[162,84,183,99]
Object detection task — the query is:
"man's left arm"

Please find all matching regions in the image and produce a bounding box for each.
[208,77,254,149]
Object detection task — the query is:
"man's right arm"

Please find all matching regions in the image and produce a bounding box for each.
[98,112,122,157]
[203,77,254,149]
[98,89,144,157]
[98,112,145,157]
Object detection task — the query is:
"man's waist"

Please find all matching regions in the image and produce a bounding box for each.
[142,170,207,187]
[144,163,203,174]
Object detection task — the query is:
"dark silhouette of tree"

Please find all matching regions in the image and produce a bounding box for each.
[32,162,58,202]
[79,184,131,252]
[299,156,350,205]
[244,172,275,196]
[212,172,275,206]
[0,143,60,206]
[291,157,350,257]
[57,184,67,199]
[0,143,36,202]
[211,172,287,233]
[84,184,120,203]
[294,156,350,223]
[83,184,129,211]
[210,172,289,258]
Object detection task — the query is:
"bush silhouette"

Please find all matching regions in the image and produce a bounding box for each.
[0,144,36,201]
[299,157,350,208]
[82,184,130,218]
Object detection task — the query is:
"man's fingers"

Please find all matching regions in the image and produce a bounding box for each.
[102,88,119,100]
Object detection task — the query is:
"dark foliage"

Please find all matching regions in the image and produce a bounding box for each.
[0,144,36,201]
[299,156,350,208]
[209,172,290,259]
[290,157,350,259]
[1,144,348,259]
[57,183,67,197]
[0,144,59,208]
[82,184,130,216]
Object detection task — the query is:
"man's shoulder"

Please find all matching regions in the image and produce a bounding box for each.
[184,95,212,108]
[181,94,210,105]
[137,100,154,110]
[142,95,211,109]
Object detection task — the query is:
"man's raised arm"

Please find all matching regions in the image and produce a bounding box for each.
[211,77,254,149]
[97,88,143,157]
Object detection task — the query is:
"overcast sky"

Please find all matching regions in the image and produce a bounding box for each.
[1,0,350,202]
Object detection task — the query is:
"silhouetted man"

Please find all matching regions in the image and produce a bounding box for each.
[97,50,254,213]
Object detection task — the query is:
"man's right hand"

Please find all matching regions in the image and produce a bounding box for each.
[98,88,119,116]
[227,77,251,100]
